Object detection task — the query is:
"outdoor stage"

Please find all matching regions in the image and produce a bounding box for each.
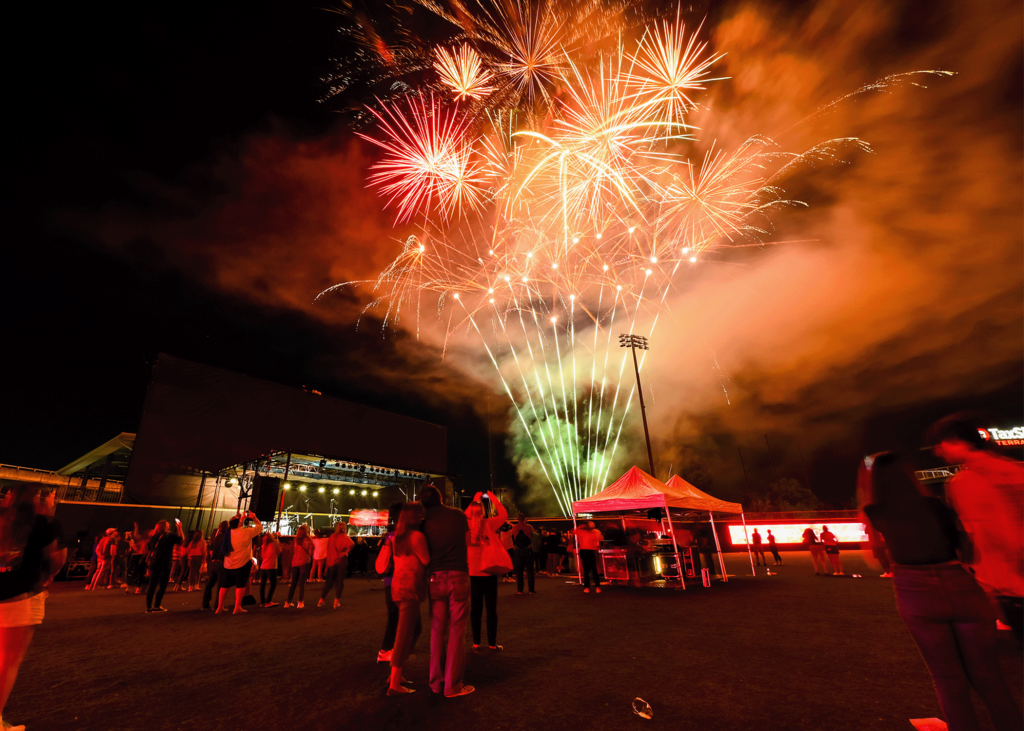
[13,553,1022,731]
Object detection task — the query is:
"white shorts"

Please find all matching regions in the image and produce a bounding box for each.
[0,591,47,628]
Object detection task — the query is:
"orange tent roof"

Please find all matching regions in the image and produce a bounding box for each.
[571,467,745,515]
[663,475,744,514]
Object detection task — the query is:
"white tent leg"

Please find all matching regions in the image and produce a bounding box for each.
[572,512,582,585]
[709,512,727,583]
[741,512,756,576]
[664,498,685,590]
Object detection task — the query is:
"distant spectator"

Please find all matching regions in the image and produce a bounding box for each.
[512,513,535,594]
[574,521,604,594]
[766,530,782,565]
[259,532,282,608]
[114,530,130,587]
[697,526,717,578]
[499,522,515,583]
[86,529,116,590]
[820,526,843,575]
[930,412,1024,643]
[185,529,207,592]
[146,519,185,612]
[751,529,766,566]
[802,528,827,575]
[202,522,228,611]
[170,533,188,592]
[311,530,329,582]
[216,511,262,615]
[319,522,354,609]
[530,526,543,574]
[285,524,314,608]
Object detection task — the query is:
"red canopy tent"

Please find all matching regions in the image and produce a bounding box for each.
[663,475,755,578]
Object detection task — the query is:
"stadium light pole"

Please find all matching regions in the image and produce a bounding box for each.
[619,333,655,476]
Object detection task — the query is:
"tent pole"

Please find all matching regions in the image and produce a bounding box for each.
[276,452,292,533]
[664,498,685,590]
[741,512,756,576]
[571,510,582,585]
[709,511,727,583]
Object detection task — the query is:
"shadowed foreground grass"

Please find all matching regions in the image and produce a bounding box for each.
[10,552,1022,731]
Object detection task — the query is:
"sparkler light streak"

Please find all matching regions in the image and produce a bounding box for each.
[321,4,881,514]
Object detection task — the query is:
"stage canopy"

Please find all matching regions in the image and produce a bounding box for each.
[663,475,744,515]
[571,466,743,515]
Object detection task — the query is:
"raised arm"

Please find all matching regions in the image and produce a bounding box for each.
[487,492,508,524]
[174,518,185,541]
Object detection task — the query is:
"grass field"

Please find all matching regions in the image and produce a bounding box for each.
[8,552,1022,731]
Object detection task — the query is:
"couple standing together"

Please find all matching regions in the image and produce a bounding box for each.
[379,485,497,698]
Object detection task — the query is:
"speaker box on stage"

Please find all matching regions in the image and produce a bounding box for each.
[250,476,281,522]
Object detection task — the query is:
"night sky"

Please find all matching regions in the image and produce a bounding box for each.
[5,0,1022,511]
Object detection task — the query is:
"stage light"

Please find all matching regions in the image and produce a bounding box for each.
[299,485,307,492]
[283,483,291,490]
[374,492,379,498]
[333,488,340,495]
[350,490,356,495]
[229,479,238,486]
[361,490,368,496]
[318,487,325,493]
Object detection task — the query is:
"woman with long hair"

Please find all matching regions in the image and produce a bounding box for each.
[859,453,1021,731]
[311,529,328,582]
[259,531,282,608]
[185,529,206,592]
[285,525,314,608]
[465,491,508,653]
[383,502,429,696]
[0,486,65,731]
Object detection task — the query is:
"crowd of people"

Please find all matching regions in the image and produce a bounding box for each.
[0,414,1020,729]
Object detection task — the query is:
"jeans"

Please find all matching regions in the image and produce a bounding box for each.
[391,598,422,669]
[320,559,347,602]
[428,570,470,694]
[470,575,498,646]
[259,569,277,604]
[202,560,222,609]
[894,563,1022,731]
[146,564,171,609]
[580,549,601,589]
[514,548,535,593]
[383,584,422,651]
[287,563,310,603]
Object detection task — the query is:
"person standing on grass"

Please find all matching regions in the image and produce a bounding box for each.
[802,527,827,575]
[377,503,422,664]
[201,522,228,610]
[511,513,535,594]
[285,524,314,608]
[766,530,782,565]
[820,526,843,575]
[258,532,282,608]
[574,521,604,594]
[216,512,262,615]
[185,530,206,592]
[319,522,354,608]
[421,485,474,698]
[860,452,1022,731]
[145,519,184,612]
[0,486,65,731]
[384,502,429,696]
[466,491,508,653]
[929,412,1024,644]
[751,529,766,566]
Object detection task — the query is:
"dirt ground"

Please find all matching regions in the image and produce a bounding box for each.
[8,552,1022,731]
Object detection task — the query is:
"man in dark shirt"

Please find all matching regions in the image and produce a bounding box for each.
[511,513,535,594]
[420,485,474,697]
[145,519,184,613]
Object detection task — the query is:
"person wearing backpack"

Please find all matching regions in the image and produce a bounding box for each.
[511,513,535,595]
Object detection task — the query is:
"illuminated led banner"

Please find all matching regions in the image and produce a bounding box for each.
[980,426,1024,447]
[728,523,868,546]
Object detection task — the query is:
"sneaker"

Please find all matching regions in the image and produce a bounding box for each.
[488,645,503,652]
[297,601,305,609]
[595,587,602,594]
[153,606,168,612]
[472,644,483,653]
[517,591,523,595]
[377,650,393,663]
[996,620,1012,631]
[317,599,325,607]
[880,572,893,578]
[264,601,279,608]
[583,588,590,593]
[333,599,341,609]
[445,684,476,698]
